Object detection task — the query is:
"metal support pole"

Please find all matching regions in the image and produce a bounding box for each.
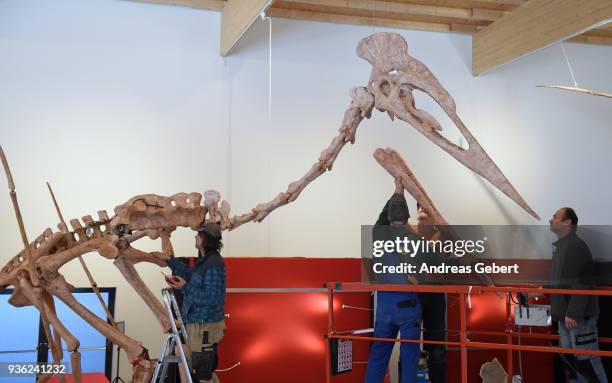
[506,292,513,379]
[459,292,468,383]
[325,283,334,383]
[328,283,335,333]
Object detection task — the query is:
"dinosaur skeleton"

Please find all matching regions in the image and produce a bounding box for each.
[0,32,539,383]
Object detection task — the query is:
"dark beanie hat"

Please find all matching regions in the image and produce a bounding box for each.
[388,194,410,223]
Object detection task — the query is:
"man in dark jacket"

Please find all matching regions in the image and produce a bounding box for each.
[549,207,607,383]
[409,202,447,383]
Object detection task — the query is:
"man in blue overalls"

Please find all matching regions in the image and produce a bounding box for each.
[365,181,422,383]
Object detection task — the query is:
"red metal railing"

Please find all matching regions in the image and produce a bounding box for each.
[324,282,612,383]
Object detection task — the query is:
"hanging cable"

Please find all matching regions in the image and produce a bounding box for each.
[216,362,241,372]
[538,43,611,99]
[225,54,233,256]
[260,12,273,257]
[260,12,272,127]
[561,43,578,87]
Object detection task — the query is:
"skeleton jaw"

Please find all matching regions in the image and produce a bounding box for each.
[358,32,540,220]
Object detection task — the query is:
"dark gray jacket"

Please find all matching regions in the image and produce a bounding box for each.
[549,232,599,321]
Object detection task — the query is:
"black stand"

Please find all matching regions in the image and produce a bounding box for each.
[111,321,126,383]
[111,345,126,383]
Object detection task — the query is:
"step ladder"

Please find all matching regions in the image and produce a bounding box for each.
[151,288,193,383]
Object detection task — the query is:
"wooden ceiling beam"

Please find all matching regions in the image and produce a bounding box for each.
[470,7,505,21]
[220,0,275,56]
[122,0,611,56]
[463,0,525,5]
[569,29,612,45]
[381,0,524,12]
[275,0,506,22]
[268,7,482,34]
[123,0,225,11]
[472,0,612,75]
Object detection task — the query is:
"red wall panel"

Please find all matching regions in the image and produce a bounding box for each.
[218,258,371,383]
[217,257,554,383]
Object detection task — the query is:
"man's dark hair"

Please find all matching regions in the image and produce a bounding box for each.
[198,231,223,252]
[562,207,578,230]
[388,194,410,223]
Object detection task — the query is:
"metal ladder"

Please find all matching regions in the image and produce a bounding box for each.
[151,288,193,383]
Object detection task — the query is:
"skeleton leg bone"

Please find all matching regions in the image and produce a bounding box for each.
[41,314,83,383]
[114,253,171,332]
[16,274,62,363]
[44,275,146,363]
[17,274,71,383]
[41,292,70,383]
[40,291,80,352]
[17,276,79,352]
[71,352,82,383]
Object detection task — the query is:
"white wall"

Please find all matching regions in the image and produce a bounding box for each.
[1,0,611,379]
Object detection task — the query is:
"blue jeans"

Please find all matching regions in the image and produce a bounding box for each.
[558,316,608,383]
[365,292,421,383]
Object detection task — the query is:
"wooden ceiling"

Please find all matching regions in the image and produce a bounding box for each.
[127,0,612,74]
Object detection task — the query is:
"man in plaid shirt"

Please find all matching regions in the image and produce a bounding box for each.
[165,223,226,383]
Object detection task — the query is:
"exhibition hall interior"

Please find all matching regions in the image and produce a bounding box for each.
[0,0,611,382]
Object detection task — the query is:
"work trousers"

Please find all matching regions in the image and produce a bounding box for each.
[419,292,447,383]
[365,292,421,383]
[558,316,608,383]
[185,321,226,383]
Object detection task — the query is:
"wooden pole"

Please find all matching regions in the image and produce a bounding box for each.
[0,146,62,378]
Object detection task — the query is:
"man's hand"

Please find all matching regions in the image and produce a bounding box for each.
[395,178,403,194]
[165,275,186,289]
[565,315,578,329]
